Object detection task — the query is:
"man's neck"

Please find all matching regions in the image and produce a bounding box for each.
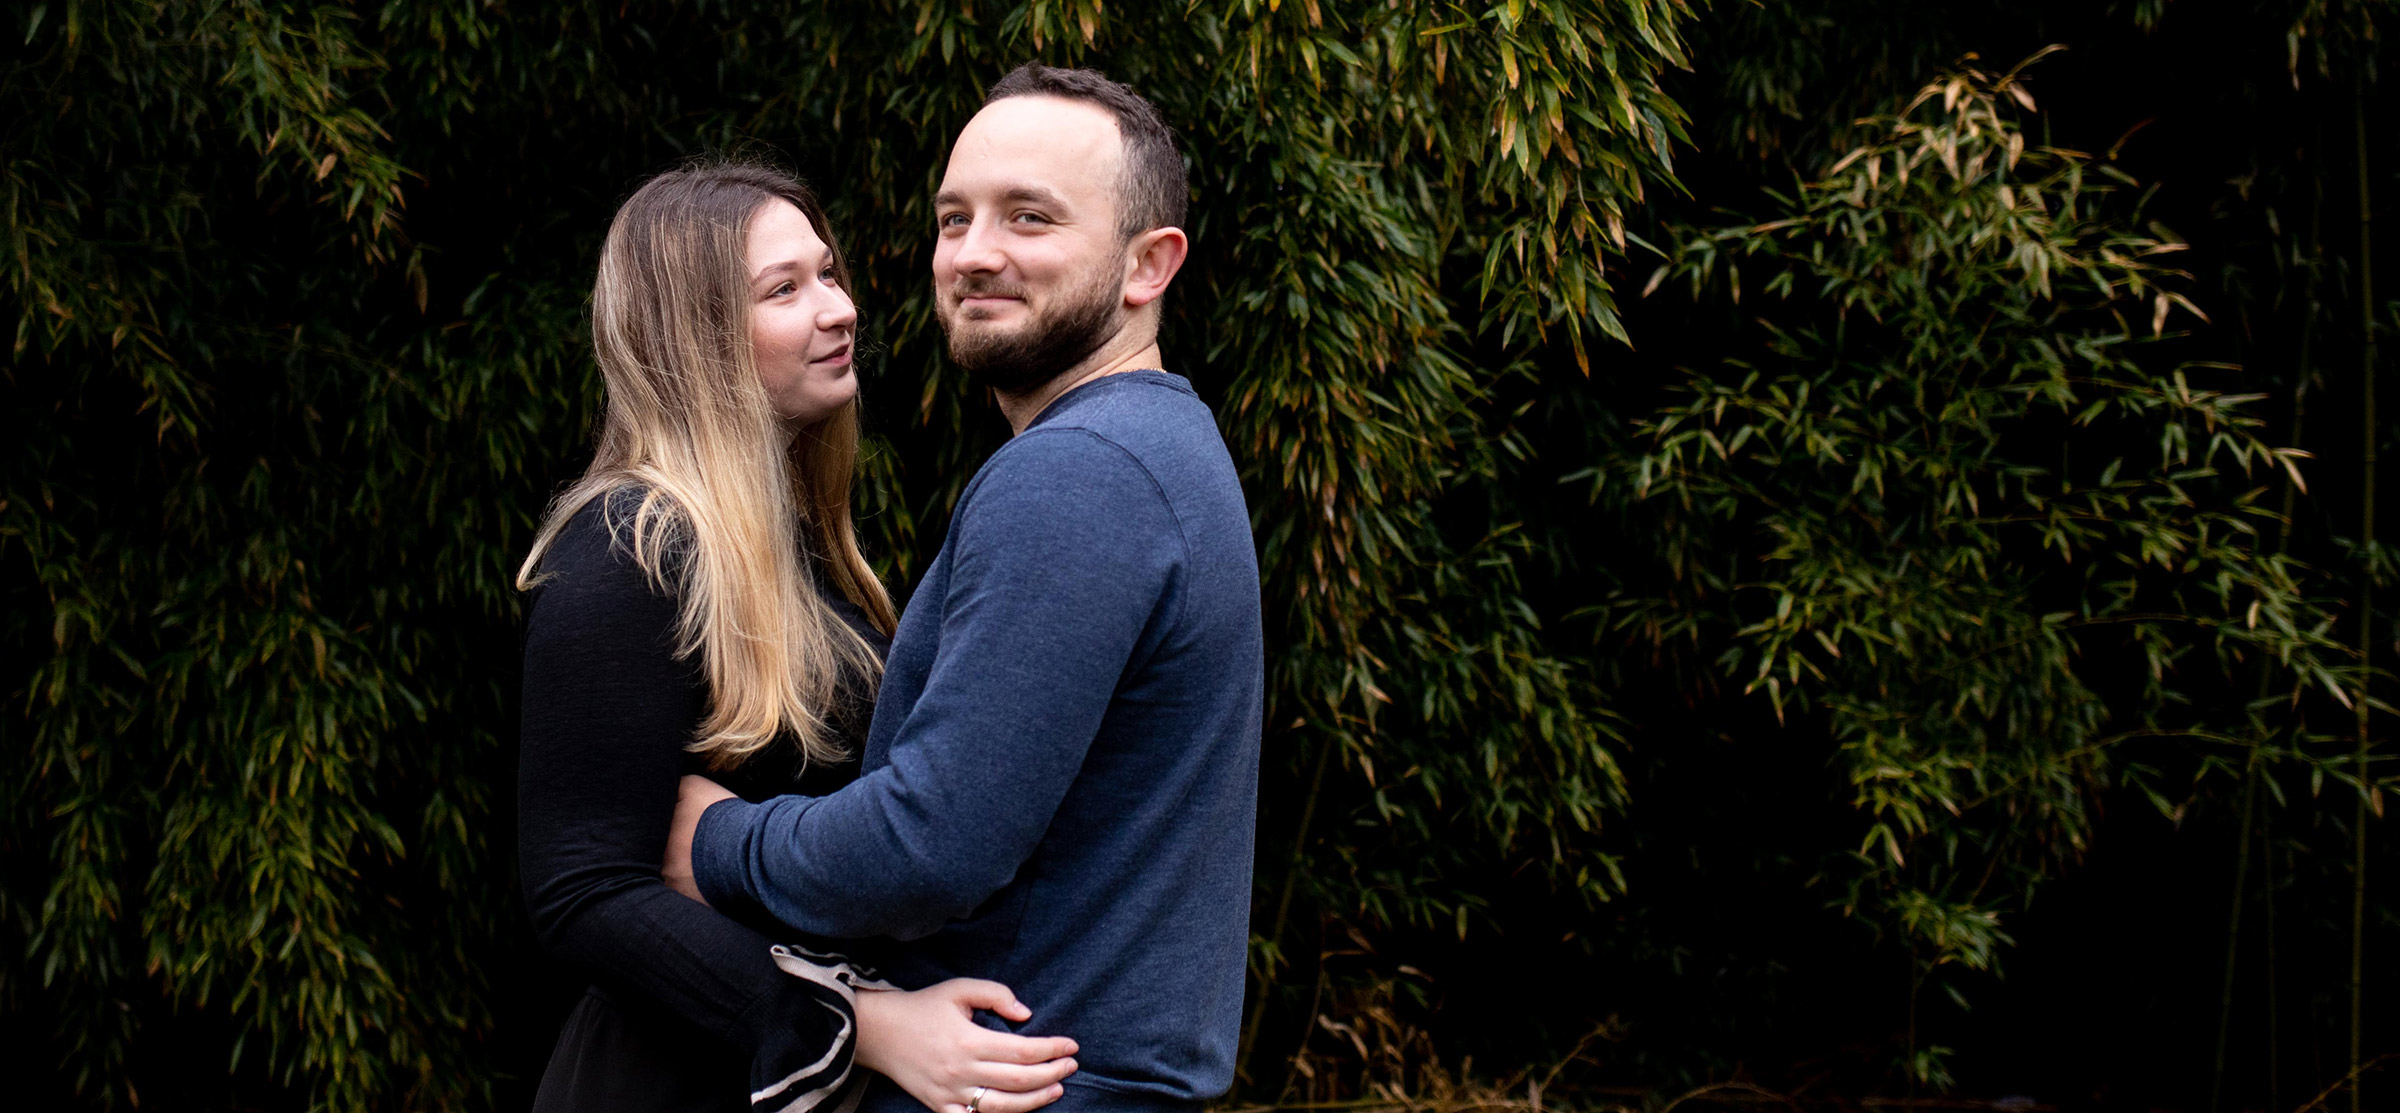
[996,336,1165,435]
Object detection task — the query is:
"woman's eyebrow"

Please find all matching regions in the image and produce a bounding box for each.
[750,252,826,284]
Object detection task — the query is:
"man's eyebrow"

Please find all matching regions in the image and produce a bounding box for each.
[932,186,1072,210]
[999,185,1069,208]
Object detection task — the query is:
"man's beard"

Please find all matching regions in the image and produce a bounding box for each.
[941,266,1120,394]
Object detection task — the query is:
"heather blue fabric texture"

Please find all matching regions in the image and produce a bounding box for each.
[691,371,1266,1110]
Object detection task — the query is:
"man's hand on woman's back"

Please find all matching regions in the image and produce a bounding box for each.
[664,774,736,903]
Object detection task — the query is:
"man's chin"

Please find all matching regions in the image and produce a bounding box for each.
[949,316,1023,340]
[956,356,1065,394]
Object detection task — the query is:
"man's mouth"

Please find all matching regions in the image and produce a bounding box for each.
[952,279,1027,309]
[955,296,1024,323]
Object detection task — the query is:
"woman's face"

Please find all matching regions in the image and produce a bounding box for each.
[745,198,858,425]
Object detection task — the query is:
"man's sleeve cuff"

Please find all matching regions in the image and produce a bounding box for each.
[692,795,764,917]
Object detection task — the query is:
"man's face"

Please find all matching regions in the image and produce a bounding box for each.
[933,95,1129,393]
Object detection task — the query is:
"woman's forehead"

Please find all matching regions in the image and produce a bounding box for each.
[747,199,829,272]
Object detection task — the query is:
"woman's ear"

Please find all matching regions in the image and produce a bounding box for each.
[1120,226,1190,309]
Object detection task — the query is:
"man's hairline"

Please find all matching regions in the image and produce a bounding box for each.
[1005,92,1168,242]
[944,99,1149,240]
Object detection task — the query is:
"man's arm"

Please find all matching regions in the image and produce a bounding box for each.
[682,430,1184,939]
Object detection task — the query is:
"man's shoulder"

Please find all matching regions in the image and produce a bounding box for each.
[1038,370,1212,431]
[964,427,1171,530]
[959,372,1242,539]
[981,423,1152,481]
[1014,376,1230,472]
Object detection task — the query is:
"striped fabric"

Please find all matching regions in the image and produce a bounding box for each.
[752,944,893,1113]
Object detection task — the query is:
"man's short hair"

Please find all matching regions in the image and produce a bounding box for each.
[986,63,1187,239]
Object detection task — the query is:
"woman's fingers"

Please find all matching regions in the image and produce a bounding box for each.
[964,1084,1069,1113]
[962,1058,1077,1093]
[936,978,1033,1023]
[966,1033,1079,1064]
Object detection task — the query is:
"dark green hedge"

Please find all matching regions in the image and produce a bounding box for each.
[4,2,2391,1110]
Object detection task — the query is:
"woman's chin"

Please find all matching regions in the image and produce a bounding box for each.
[779,389,859,428]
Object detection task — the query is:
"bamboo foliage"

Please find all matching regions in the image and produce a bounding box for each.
[15,3,2390,1108]
[3,2,1695,1106]
[6,3,507,1106]
[1616,55,2362,1084]
[2285,4,2393,1107]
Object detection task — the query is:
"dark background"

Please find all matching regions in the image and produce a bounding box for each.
[6,2,2395,1111]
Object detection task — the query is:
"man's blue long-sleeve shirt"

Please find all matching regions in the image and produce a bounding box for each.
[691,371,1264,1110]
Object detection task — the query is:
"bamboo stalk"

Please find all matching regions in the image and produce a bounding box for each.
[2294,113,2329,544]
[2272,118,2322,1113]
[2352,83,2378,1113]
[2217,118,2325,1111]
[1237,735,1336,1090]
[2225,117,2328,1113]
[2210,764,2261,1113]
[1905,946,1922,1101]
[2266,807,2284,1111]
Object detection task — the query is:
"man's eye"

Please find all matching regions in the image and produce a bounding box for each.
[938,213,968,229]
[1012,212,1049,225]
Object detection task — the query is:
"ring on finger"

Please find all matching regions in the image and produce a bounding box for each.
[969,1086,988,1113]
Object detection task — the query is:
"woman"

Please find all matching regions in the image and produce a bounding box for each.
[516,163,1077,1113]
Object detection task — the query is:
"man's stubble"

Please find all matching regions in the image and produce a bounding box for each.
[941,259,1123,395]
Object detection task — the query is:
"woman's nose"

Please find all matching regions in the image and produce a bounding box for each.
[820,287,858,332]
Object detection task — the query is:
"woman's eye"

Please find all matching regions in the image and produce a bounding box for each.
[770,281,796,297]
[819,268,840,287]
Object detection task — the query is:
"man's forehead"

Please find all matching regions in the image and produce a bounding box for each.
[943,96,1122,197]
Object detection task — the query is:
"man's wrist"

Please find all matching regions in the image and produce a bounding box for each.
[690,795,759,912]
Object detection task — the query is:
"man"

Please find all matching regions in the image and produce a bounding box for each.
[664,64,1265,1113]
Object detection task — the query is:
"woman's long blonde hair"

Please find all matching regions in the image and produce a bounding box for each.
[518,162,896,770]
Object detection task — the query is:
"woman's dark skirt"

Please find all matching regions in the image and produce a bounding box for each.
[533,986,749,1113]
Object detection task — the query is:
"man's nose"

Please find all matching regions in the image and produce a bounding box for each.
[950,215,1006,275]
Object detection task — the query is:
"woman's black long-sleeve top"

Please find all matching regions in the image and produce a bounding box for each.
[519,495,887,1112]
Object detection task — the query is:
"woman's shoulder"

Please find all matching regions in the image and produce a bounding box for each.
[819,588,891,657]
[531,485,687,605]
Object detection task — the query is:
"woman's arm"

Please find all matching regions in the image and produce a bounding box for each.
[521,506,854,1103]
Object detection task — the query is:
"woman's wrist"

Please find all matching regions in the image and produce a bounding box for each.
[851,986,898,1075]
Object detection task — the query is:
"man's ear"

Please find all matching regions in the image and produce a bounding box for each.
[1121,226,1190,309]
